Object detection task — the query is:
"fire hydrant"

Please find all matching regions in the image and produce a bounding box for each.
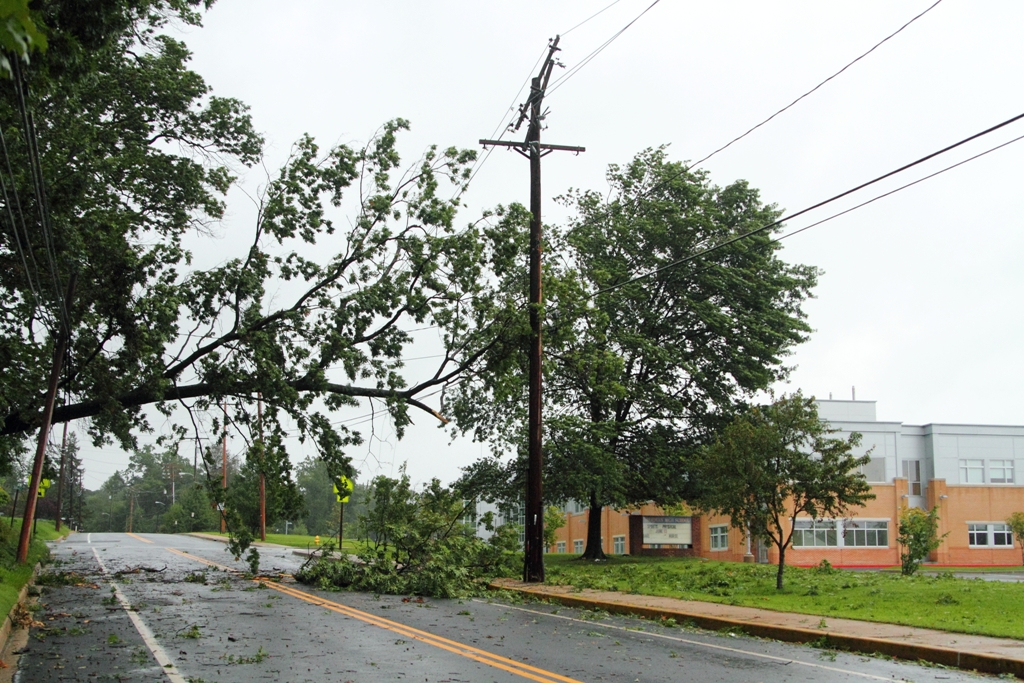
[314,535,320,546]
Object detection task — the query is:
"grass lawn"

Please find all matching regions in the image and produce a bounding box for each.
[543,555,1024,640]
[195,531,365,552]
[0,519,68,625]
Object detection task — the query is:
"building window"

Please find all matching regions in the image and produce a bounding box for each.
[902,460,922,496]
[968,523,1013,547]
[960,459,984,484]
[792,519,838,547]
[968,523,988,546]
[556,541,566,553]
[613,535,625,554]
[861,458,886,482]
[843,520,889,547]
[573,539,584,554]
[709,525,729,551]
[990,460,1015,484]
[993,524,1013,546]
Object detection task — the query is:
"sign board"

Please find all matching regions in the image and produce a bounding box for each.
[333,475,353,503]
[641,516,692,546]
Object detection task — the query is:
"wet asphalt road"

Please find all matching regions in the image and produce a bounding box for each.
[13,533,1000,682]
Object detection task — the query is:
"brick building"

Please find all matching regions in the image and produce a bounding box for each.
[544,400,1024,566]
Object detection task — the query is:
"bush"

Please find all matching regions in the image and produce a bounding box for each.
[295,471,520,598]
[898,505,945,576]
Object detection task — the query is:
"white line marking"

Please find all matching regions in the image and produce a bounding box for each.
[475,600,894,682]
[92,547,187,683]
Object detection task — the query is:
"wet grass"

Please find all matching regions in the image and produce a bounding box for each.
[197,531,365,552]
[543,555,1024,640]
[0,519,64,627]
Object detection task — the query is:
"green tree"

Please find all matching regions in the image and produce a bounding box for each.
[1008,511,1024,566]
[898,505,945,575]
[543,505,565,550]
[693,394,873,590]
[454,148,818,560]
[295,456,337,536]
[0,0,511,492]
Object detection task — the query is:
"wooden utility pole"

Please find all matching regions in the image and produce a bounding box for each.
[480,35,584,583]
[221,400,228,533]
[258,394,266,542]
[17,273,76,564]
[54,421,69,532]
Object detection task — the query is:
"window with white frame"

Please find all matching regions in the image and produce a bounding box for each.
[573,539,584,553]
[902,460,922,496]
[556,541,566,553]
[969,523,1013,547]
[990,460,1015,484]
[792,519,838,547]
[960,459,984,484]
[709,525,729,551]
[613,535,625,554]
[843,520,889,547]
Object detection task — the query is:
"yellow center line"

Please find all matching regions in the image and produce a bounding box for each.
[163,547,584,683]
[126,532,153,544]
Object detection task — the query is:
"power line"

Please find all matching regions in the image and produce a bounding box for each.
[773,130,1024,246]
[454,44,550,202]
[690,0,944,171]
[546,0,661,97]
[561,0,626,36]
[591,110,1024,297]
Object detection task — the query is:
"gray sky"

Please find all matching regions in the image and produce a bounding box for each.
[76,0,1024,490]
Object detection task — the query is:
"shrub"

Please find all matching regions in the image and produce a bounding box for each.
[898,505,945,576]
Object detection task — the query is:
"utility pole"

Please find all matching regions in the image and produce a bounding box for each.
[258,393,266,542]
[54,421,69,532]
[480,35,584,583]
[221,400,228,533]
[17,272,77,564]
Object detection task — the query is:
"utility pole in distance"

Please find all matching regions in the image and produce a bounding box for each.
[480,34,584,583]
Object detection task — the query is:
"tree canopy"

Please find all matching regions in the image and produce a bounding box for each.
[693,393,873,589]
[455,148,819,559]
[0,0,517,488]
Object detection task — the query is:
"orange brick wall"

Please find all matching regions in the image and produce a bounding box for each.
[927,479,1024,565]
[547,479,1024,567]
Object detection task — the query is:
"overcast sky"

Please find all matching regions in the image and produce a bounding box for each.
[75,0,1024,490]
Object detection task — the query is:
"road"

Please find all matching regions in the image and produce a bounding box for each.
[11,533,996,682]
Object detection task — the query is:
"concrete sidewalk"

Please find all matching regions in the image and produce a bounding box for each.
[491,578,1024,678]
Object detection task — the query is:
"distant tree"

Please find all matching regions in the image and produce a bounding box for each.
[295,456,341,536]
[1008,512,1024,566]
[898,505,945,575]
[693,394,873,590]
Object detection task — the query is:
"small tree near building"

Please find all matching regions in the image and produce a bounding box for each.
[693,394,873,590]
[898,505,945,575]
[1005,511,1024,566]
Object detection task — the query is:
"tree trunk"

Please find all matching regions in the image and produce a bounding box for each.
[776,543,786,590]
[580,490,607,561]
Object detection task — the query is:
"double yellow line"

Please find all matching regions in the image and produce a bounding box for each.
[164,547,582,683]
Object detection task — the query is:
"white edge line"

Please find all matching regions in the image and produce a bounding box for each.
[473,599,893,683]
[92,547,187,683]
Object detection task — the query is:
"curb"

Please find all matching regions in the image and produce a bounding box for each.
[490,582,1024,679]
